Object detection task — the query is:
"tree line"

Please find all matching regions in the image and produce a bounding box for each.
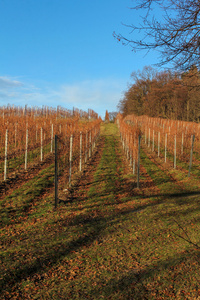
[118,66,200,122]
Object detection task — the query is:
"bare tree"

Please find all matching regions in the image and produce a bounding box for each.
[114,0,200,71]
[108,111,118,122]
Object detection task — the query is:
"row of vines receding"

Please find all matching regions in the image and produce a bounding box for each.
[116,113,200,179]
[0,105,102,183]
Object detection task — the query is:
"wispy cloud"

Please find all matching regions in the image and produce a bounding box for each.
[0,76,25,102]
[0,76,125,117]
[58,79,125,115]
[0,76,23,89]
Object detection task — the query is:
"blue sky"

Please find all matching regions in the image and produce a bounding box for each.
[0,0,159,118]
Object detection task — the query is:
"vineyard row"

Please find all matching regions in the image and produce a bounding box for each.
[117,114,199,181]
[55,122,101,207]
[0,105,101,183]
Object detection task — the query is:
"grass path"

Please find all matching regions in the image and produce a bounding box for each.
[1,123,200,299]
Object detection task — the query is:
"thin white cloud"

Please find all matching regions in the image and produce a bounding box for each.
[0,76,24,103]
[58,78,125,115]
[0,77,125,117]
[0,76,23,89]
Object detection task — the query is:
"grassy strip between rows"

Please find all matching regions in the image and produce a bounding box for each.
[146,140,200,180]
[0,143,52,182]
[0,123,200,299]
[0,163,55,226]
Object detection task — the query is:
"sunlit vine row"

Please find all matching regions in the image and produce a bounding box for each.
[56,118,101,193]
[0,105,101,182]
[124,114,200,169]
[116,113,141,174]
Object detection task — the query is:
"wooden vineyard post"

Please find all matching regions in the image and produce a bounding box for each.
[165,133,167,163]
[79,132,82,172]
[137,135,141,189]
[69,134,73,186]
[51,124,54,152]
[148,128,150,148]
[130,134,132,167]
[188,135,195,177]
[174,134,176,169]
[25,129,28,170]
[133,156,136,175]
[181,132,184,155]
[125,134,127,155]
[95,127,98,149]
[41,128,43,162]
[36,124,38,143]
[158,132,160,157]
[89,131,92,158]
[54,135,58,209]
[4,129,8,181]
[94,127,96,149]
[125,134,127,157]
[130,150,132,167]
[85,131,88,163]
[92,129,94,153]
[15,123,17,149]
[126,134,129,160]
[152,130,154,152]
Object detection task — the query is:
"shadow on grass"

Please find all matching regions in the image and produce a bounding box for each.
[0,214,107,292]
[135,190,200,202]
[89,249,200,299]
[0,173,160,294]
[2,187,199,295]
[2,123,200,297]
[59,164,200,221]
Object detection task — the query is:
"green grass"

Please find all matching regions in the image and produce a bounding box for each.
[0,164,55,226]
[0,143,53,182]
[1,123,200,299]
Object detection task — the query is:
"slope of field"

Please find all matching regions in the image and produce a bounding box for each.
[0,123,200,299]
